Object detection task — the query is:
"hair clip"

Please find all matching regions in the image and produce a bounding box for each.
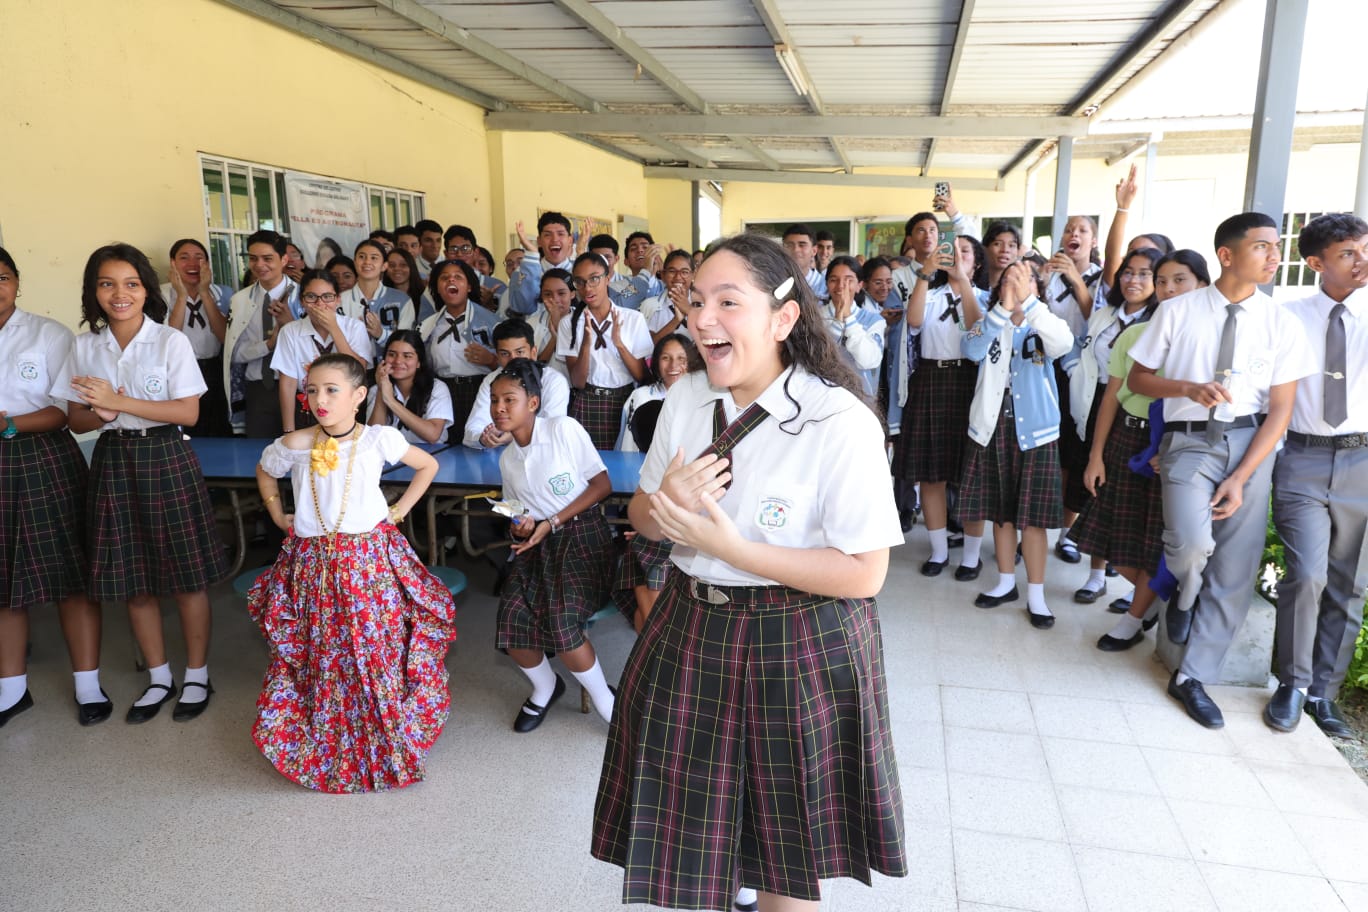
[773,276,795,300]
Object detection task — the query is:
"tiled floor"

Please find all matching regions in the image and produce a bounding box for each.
[4,525,1367,911]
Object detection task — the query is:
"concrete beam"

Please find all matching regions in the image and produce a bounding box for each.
[485,112,1089,138]
[644,166,1001,191]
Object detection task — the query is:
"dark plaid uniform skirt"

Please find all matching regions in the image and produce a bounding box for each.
[86,426,228,602]
[0,430,88,612]
[898,361,977,483]
[1070,416,1163,575]
[190,355,233,437]
[571,382,635,451]
[592,573,907,910]
[497,509,613,653]
[1055,362,1088,499]
[1063,381,1109,514]
[443,375,486,444]
[958,396,1063,530]
[612,535,675,619]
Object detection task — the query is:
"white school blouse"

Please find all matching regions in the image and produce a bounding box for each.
[258,425,410,537]
[555,305,653,388]
[462,366,571,449]
[50,318,207,431]
[159,282,232,359]
[270,316,374,382]
[1,309,74,417]
[498,415,606,520]
[639,368,904,587]
[365,381,455,444]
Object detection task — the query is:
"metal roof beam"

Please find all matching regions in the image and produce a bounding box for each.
[214,0,503,110]
[485,112,1087,138]
[924,0,977,174]
[549,0,709,114]
[830,138,854,174]
[567,135,643,165]
[731,137,781,170]
[644,167,1001,191]
[643,135,713,169]
[371,0,599,112]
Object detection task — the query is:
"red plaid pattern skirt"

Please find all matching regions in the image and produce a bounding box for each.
[570,382,635,450]
[957,397,1063,530]
[898,361,976,483]
[0,430,88,612]
[1070,417,1164,574]
[592,574,907,909]
[612,535,674,619]
[497,509,613,653]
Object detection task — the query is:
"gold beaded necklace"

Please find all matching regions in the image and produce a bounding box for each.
[309,424,361,579]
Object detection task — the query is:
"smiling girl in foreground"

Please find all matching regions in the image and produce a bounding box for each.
[591,234,906,912]
[250,354,457,793]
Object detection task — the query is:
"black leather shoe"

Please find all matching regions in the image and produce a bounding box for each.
[1027,609,1055,630]
[0,690,34,728]
[1167,673,1224,729]
[1165,600,1193,645]
[1262,684,1305,733]
[1105,562,1118,577]
[899,509,915,533]
[76,689,114,726]
[513,674,566,733]
[954,562,982,581]
[172,681,214,722]
[975,586,1019,608]
[947,531,964,548]
[920,558,947,577]
[1073,584,1106,604]
[1305,699,1354,738]
[1141,612,1160,632]
[1108,596,1133,614]
[125,682,177,724]
[1097,630,1145,652]
[1054,540,1082,563]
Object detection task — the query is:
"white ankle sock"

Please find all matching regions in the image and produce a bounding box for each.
[572,659,615,722]
[519,656,558,708]
[1124,587,1137,602]
[1027,582,1051,616]
[960,534,983,568]
[180,665,210,704]
[734,887,758,907]
[986,573,1015,598]
[134,663,174,707]
[1084,569,1106,590]
[1175,672,1191,685]
[927,528,949,563]
[73,669,104,704]
[1060,535,1077,548]
[1107,614,1142,639]
[0,674,26,712]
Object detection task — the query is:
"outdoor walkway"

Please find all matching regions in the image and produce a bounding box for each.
[5,525,1368,911]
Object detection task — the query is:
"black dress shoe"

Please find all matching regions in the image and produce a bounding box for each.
[975,586,1019,608]
[1167,673,1224,729]
[947,531,964,548]
[1026,609,1055,630]
[1054,540,1082,563]
[1105,562,1118,577]
[1073,584,1105,604]
[125,682,177,725]
[76,689,115,726]
[1108,596,1133,614]
[1305,699,1354,738]
[172,681,214,722]
[1141,612,1160,632]
[0,690,34,728]
[920,558,947,577]
[1262,683,1305,733]
[953,562,982,582]
[899,509,915,533]
[513,674,566,733]
[1165,600,1193,645]
[1097,630,1145,652]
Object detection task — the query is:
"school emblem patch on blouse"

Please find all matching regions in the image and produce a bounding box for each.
[755,496,792,531]
[143,374,165,396]
[548,472,573,496]
[18,360,39,382]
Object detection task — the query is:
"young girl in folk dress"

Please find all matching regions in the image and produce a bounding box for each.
[593,234,906,912]
[250,354,457,793]
[54,243,228,723]
[491,358,617,732]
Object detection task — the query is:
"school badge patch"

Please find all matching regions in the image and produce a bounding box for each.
[143,374,165,396]
[18,360,39,382]
[755,496,792,531]
[548,472,573,496]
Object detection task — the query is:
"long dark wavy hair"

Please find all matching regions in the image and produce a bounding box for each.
[928,233,989,291]
[702,233,874,433]
[384,247,427,305]
[428,259,481,312]
[380,329,437,422]
[81,243,168,329]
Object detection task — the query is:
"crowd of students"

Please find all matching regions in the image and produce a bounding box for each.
[1,179,1366,911]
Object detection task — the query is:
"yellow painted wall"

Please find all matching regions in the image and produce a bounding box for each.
[646,179,696,252]
[2,0,490,328]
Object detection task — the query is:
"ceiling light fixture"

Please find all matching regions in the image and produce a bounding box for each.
[774,44,809,99]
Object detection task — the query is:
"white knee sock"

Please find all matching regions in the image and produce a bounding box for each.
[960,534,983,568]
[135,663,174,707]
[0,674,26,712]
[73,669,104,704]
[927,527,949,563]
[572,659,615,722]
[1107,614,1142,639]
[1027,582,1051,616]
[518,656,558,708]
[180,665,210,704]
[986,572,1016,598]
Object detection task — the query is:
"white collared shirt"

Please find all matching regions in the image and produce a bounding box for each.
[0,309,74,417]
[338,285,414,341]
[555,305,653,387]
[1129,284,1316,423]
[228,278,300,382]
[910,283,976,361]
[498,414,606,519]
[258,425,410,537]
[616,382,667,452]
[420,306,497,379]
[160,282,231,359]
[639,368,904,587]
[1283,286,1368,435]
[51,318,207,430]
[1044,267,1103,339]
[462,365,570,449]
[365,380,455,444]
[639,293,684,336]
[270,315,374,381]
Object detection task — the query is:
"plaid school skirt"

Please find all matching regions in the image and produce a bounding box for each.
[248,523,458,793]
[612,535,675,619]
[0,430,88,612]
[85,426,228,602]
[497,509,613,653]
[1070,417,1164,575]
[443,374,486,444]
[898,361,977,484]
[571,382,635,450]
[958,397,1063,530]
[592,574,907,910]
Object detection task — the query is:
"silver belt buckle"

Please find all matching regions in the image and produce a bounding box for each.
[689,578,729,605]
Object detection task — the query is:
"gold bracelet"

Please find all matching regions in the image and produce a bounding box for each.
[263,494,279,507]
[389,506,403,524]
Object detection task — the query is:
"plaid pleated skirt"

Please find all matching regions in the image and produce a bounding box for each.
[958,397,1063,530]
[1063,381,1109,514]
[592,574,906,910]
[612,535,675,619]
[898,362,977,483]
[248,523,458,793]
[85,427,228,602]
[1069,417,1164,575]
[571,383,635,450]
[497,509,613,653]
[0,431,88,612]
[442,374,486,443]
